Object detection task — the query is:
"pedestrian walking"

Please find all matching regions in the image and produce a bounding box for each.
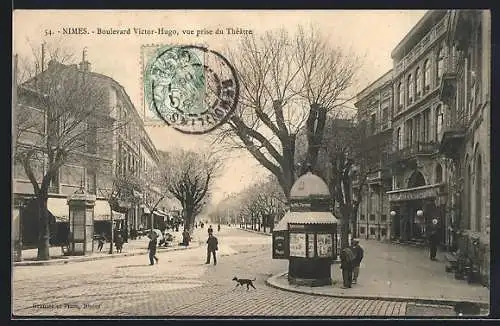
[208,225,213,234]
[200,222,204,229]
[350,239,364,284]
[340,245,355,289]
[148,235,159,265]
[182,228,191,246]
[217,224,221,232]
[97,233,106,252]
[115,233,124,253]
[428,218,439,260]
[205,232,218,265]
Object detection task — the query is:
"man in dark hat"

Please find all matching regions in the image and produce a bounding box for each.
[340,245,355,289]
[350,239,364,284]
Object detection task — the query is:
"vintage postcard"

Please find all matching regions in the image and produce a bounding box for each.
[12,9,491,318]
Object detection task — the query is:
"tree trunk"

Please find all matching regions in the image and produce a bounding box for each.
[340,206,351,249]
[37,196,50,260]
[183,205,195,231]
[352,205,359,238]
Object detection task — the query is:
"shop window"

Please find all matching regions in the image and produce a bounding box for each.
[360,227,366,234]
[381,228,387,237]
[370,228,376,235]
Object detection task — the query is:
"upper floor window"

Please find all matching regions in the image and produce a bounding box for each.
[424,59,431,91]
[407,74,414,104]
[396,127,402,150]
[436,104,443,140]
[416,67,422,98]
[437,48,445,82]
[397,82,404,109]
[435,164,443,183]
[370,114,376,134]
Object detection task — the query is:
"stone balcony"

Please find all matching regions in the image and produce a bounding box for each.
[395,14,449,76]
[389,141,440,167]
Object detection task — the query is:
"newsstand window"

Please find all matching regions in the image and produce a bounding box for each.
[307,233,316,258]
[317,233,333,258]
[289,233,306,257]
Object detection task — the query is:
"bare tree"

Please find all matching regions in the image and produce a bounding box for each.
[98,165,143,254]
[212,26,361,200]
[13,42,129,260]
[296,116,388,247]
[214,175,286,231]
[159,150,221,232]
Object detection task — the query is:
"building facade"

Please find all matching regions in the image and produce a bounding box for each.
[439,9,490,285]
[387,10,451,246]
[353,9,490,284]
[354,70,393,241]
[12,54,169,249]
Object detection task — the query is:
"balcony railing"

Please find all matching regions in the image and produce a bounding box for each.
[395,14,449,75]
[390,141,439,164]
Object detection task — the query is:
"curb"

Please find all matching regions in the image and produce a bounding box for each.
[238,228,272,236]
[265,272,489,309]
[14,243,202,267]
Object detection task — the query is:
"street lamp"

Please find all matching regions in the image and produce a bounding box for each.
[417,209,424,238]
[390,210,396,241]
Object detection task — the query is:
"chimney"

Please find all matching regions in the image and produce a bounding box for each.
[79,47,91,72]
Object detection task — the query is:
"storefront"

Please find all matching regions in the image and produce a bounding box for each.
[387,183,447,244]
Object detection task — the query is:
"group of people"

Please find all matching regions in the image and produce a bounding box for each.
[147,223,221,266]
[95,232,124,253]
[340,239,364,289]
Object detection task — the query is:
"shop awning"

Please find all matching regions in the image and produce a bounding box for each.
[274,211,338,232]
[94,200,125,221]
[47,197,69,222]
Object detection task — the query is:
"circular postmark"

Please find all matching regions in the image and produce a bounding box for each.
[144,45,239,134]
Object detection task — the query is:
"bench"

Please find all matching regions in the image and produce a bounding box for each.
[445,253,458,273]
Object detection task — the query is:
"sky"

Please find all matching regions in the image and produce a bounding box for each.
[13,10,427,206]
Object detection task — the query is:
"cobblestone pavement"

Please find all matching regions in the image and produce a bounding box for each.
[13,227,462,318]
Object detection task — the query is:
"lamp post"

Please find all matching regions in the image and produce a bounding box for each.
[390,210,396,241]
[417,209,424,239]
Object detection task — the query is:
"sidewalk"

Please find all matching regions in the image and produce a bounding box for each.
[14,228,206,267]
[238,227,272,236]
[266,239,489,309]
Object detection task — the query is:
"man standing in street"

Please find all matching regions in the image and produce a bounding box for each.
[428,218,440,260]
[340,245,355,289]
[148,234,159,265]
[205,231,218,265]
[351,239,364,284]
[208,225,213,235]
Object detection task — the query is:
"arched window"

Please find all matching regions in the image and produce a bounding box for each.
[396,127,402,150]
[407,74,414,103]
[408,170,426,188]
[416,67,422,98]
[436,104,444,141]
[397,82,403,109]
[437,48,444,81]
[435,164,443,183]
[424,59,431,91]
[465,163,472,229]
[475,154,482,232]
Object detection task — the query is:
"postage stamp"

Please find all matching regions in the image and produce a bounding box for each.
[143,44,239,134]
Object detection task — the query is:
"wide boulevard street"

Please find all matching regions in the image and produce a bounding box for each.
[13,227,458,317]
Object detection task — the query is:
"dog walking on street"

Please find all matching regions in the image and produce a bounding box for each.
[232,277,256,290]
